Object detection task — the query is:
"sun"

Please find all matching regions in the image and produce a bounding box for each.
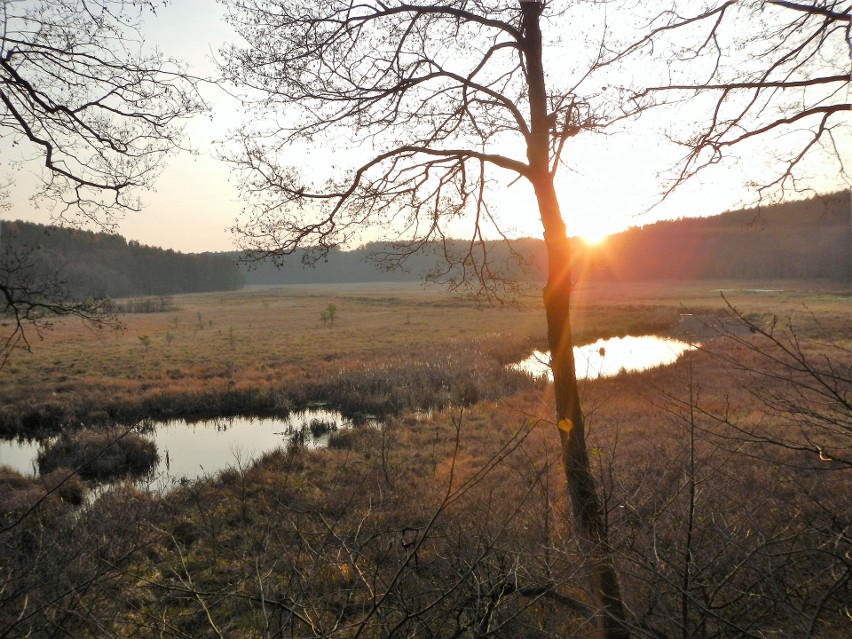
[577,230,609,246]
[570,213,614,246]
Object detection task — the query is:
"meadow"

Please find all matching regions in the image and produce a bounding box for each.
[0,281,692,435]
[0,279,848,638]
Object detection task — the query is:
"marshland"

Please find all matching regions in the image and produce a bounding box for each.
[1,279,848,638]
[1,2,850,635]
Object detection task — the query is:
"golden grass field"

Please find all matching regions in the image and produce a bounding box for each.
[1,278,849,638]
[1,278,847,433]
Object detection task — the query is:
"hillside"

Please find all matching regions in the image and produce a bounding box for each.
[3,193,847,301]
[0,221,245,299]
[237,192,850,286]
[583,192,850,283]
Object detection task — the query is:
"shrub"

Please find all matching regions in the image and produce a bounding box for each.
[40,467,86,506]
[0,465,85,518]
[307,417,337,437]
[327,424,380,452]
[37,429,159,481]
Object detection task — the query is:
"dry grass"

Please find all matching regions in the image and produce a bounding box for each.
[0,279,848,638]
[0,280,734,434]
[1,278,844,436]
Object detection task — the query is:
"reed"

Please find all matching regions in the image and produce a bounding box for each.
[1,280,771,436]
[0,280,847,638]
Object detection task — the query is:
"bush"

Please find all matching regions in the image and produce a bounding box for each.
[0,465,85,518]
[327,424,382,452]
[307,417,337,437]
[37,429,159,481]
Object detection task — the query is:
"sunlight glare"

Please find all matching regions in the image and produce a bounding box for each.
[578,230,609,246]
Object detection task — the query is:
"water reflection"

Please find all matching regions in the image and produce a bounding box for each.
[0,409,376,484]
[0,437,40,476]
[142,410,349,482]
[512,335,697,381]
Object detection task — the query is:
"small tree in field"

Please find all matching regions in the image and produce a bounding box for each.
[221,1,637,634]
[138,334,151,353]
[326,303,338,327]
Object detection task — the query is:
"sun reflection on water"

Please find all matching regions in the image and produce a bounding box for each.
[512,335,697,382]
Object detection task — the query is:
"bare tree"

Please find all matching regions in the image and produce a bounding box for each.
[629,0,851,201]
[0,0,202,364]
[1,0,202,222]
[219,1,643,635]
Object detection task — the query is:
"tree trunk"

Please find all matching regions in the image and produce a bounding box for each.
[535,181,630,639]
[519,3,628,635]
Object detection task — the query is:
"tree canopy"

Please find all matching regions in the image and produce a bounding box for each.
[630,0,851,201]
[0,0,202,223]
[221,0,647,297]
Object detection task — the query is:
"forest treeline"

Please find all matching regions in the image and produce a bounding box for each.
[240,192,850,286]
[2,193,847,300]
[582,191,850,283]
[0,220,244,299]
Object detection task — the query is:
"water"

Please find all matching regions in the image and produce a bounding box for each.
[0,409,374,483]
[0,438,40,476]
[2,336,695,482]
[512,335,697,381]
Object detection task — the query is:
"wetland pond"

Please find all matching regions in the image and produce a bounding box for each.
[1,335,695,486]
[512,334,697,381]
[0,408,376,486]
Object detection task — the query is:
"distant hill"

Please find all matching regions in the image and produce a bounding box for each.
[581,192,850,283]
[238,192,850,286]
[0,221,245,299]
[3,192,846,302]
[238,244,435,286]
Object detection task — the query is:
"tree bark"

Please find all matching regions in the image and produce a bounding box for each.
[520,2,629,637]
[536,181,630,639]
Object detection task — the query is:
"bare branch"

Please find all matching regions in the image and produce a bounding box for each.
[632,0,851,201]
[0,0,204,225]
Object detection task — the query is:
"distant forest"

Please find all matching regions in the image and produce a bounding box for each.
[0,221,244,299]
[1,192,848,302]
[240,192,850,286]
[581,191,850,283]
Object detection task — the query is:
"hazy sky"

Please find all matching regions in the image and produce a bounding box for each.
[1,0,846,253]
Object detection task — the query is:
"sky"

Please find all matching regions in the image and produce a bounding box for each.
[1,0,847,253]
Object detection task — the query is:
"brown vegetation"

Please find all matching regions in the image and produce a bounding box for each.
[0,283,682,436]
[37,428,159,481]
[0,281,848,637]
